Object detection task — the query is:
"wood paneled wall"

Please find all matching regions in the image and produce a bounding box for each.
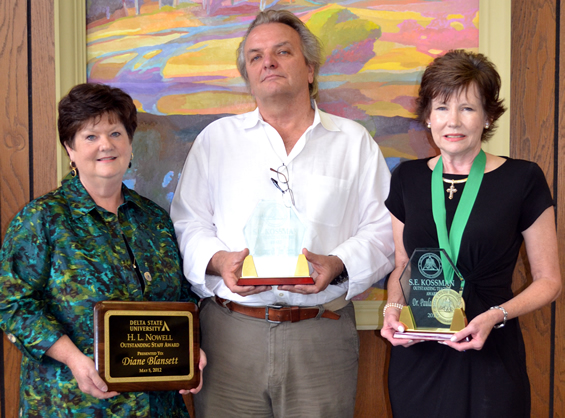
[0,2,29,416]
[0,1,57,417]
[0,1,564,417]
[556,3,565,415]
[511,1,557,416]
[511,0,564,417]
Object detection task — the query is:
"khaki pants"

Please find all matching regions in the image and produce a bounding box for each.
[194,298,360,418]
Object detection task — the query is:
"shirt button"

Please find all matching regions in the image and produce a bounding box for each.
[7,334,16,343]
[279,293,284,297]
[144,272,152,282]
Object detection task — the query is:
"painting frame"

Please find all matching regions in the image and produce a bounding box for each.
[55,0,510,330]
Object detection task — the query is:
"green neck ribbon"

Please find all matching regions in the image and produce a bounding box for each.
[431,149,486,287]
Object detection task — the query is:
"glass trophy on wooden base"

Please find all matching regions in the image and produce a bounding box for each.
[393,248,467,341]
[237,200,314,286]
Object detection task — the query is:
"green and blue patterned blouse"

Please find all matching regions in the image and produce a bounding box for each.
[0,173,195,417]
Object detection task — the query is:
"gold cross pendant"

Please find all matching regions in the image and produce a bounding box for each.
[446,181,457,200]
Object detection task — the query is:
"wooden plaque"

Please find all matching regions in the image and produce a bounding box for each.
[94,301,200,392]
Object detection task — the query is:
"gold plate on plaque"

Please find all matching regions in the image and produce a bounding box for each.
[94,301,200,392]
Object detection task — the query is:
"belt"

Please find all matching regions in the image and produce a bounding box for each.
[214,296,341,323]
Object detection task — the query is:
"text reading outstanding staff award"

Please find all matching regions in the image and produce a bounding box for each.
[94,301,200,391]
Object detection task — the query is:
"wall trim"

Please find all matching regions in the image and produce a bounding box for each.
[479,0,511,157]
[55,0,86,182]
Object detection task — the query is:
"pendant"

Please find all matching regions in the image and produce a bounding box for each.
[446,181,457,200]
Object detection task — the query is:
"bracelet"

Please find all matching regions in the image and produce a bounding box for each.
[489,305,508,329]
[383,302,404,317]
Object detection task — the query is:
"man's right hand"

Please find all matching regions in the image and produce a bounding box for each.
[207,249,271,296]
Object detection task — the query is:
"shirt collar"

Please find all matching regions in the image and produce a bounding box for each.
[242,100,341,133]
[62,173,143,219]
[242,107,262,130]
[316,103,341,133]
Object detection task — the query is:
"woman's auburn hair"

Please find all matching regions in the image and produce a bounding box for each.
[416,49,506,142]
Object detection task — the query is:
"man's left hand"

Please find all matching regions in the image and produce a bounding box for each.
[278,249,343,294]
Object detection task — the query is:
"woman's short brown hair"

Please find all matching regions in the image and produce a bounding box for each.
[58,83,137,150]
[416,50,506,142]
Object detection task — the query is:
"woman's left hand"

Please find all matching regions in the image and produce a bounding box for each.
[441,308,502,351]
[179,349,207,395]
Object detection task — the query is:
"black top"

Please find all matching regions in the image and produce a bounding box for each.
[385,157,553,418]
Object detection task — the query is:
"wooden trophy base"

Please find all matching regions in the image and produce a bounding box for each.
[236,254,314,286]
[238,277,314,285]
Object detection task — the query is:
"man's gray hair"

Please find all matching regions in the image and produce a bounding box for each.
[236,10,323,100]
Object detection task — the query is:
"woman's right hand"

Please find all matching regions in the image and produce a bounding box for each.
[380,216,424,347]
[46,335,119,399]
[380,216,423,347]
[66,350,120,399]
[380,308,422,347]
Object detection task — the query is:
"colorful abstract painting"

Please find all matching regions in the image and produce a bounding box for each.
[86,0,479,302]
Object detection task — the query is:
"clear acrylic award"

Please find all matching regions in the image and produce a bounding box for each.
[393,248,467,341]
[237,200,314,286]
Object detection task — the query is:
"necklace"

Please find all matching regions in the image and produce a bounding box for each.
[442,177,468,200]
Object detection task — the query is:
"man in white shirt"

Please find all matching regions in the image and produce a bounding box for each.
[171,9,394,418]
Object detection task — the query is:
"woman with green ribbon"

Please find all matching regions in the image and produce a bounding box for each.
[381,50,561,417]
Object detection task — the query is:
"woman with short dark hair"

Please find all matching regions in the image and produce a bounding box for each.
[381,50,561,417]
[0,83,205,417]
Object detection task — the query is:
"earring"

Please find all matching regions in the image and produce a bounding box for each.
[485,123,490,129]
[69,161,78,177]
[129,153,134,169]
[426,122,431,129]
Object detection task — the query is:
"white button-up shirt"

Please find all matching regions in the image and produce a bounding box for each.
[170,104,394,306]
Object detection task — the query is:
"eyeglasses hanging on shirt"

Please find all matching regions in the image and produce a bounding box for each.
[270,165,295,208]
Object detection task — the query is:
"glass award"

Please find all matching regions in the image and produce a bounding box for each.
[237,200,314,286]
[393,248,467,341]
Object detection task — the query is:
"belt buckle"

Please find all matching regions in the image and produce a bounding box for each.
[265,304,283,323]
[315,305,325,319]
